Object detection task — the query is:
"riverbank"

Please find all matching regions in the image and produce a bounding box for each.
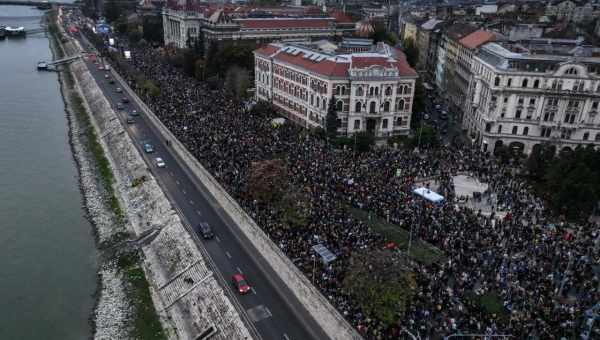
[49,8,252,340]
[48,11,156,340]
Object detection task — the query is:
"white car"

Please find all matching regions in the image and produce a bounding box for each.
[155,157,165,168]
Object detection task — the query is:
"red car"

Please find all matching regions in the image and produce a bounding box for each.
[232,274,251,295]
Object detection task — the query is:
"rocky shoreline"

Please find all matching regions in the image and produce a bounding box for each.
[48,15,133,340]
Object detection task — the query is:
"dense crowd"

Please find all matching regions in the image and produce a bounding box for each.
[87,31,599,339]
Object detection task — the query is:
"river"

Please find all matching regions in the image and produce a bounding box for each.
[0,5,97,340]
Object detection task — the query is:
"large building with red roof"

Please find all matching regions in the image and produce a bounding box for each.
[254,42,418,137]
[162,3,356,48]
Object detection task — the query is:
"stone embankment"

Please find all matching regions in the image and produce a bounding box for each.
[53,11,252,340]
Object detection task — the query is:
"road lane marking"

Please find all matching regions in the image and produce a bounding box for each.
[251,287,257,295]
[225,251,232,259]
[264,306,272,318]
[196,210,202,216]
[170,171,174,177]
[189,200,194,205]
[176,180,180,185]
[182,190,187,195]
[215,236,221,243]
[236,267,243,274]
[283,334,290,340]
[246,305,272,323]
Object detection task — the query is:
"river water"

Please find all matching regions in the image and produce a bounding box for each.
[0,5,97,340]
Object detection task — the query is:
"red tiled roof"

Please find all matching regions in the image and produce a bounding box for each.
[238,18,332,29]
[352,56,395,69]
[459,30,496,49]
[329,9,354,24]
[274,52,350,77]
[254,44,280,57]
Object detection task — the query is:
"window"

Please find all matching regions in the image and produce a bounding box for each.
[596,133,600,141]
[384,101,390,112]
[515,109,522,119]
[491,96,497,103]
[382,119,388,129]
[523,127,529,136]
[354,119,361,130]
[593,101,599,110]
[485,123,491,132]
[565,67,578,75]
[507,78,512,87]
[375,87,379,96]
[385,87,392,96]
[396,117,403,126]
[533,79,540,88]
[584,132,589,140]
[335,86,341,95]
[512,126,518,135]
[369,87,375,96]
[356,87,363,96]
[369,101,376,114]
[355,101,362,113]
[336,101,343,111]
[503,97,509,103]
[322,98,327,110]
[522,79,528,87]
[497,125,502,134]
[494,76,500,86]
[529,98,536,106]
[398,99,405,111]
[518,98,524,105]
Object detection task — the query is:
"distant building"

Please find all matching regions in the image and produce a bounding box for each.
[545,0,600,23]
[162,4,356,49]
[464,40,600,154]
[254,41,418,138]
[416,18,444,81]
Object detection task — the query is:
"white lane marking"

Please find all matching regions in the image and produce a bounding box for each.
[264,306,272,318]
[283,334,290,340]
[215,236,221,243]
[196,210,202,216]
[182,190,187,195]
[251,287,257,295]
[189,200,194,205]
[176,180,180,185]
[236,267,243,274]
[170,171,174,177]
[225,251,232,259]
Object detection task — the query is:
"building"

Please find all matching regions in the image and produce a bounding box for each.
[416,18,444,81]
[162,4,355,49]
[545,0,600,23]
[464,40,600,155]
[253,41,418,138]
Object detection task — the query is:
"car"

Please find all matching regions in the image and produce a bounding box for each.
[232,274,251,295]
[121,97,129,104]
[155,157,165,168]
[126,115,135,124]
[104,74,109,79]
[116,102,124,110]
[130,109,139,116]
[108,79,115,84]
[197,222,214,239]
[143,143,154,153]
[98,65,104,70]
[115,87,123,93]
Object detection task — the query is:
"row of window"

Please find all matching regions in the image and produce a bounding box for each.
[490,123,600,141]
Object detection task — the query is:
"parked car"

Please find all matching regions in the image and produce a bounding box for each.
[108,78,115,84]
[116,102,124,110]
[143,143,154,153]
[155,157,165,168]
[115,87,122,93]
[232,274,251,295]
[104,73,109,79]
[121,97,129,104]
[197,222,214,239]
[130,109,139,116]
[126,115,135,124]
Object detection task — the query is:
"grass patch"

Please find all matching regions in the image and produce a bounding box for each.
[349,207,444,265]
[118,251,167,340]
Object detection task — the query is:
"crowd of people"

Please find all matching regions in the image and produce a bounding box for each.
[85,30,599,339]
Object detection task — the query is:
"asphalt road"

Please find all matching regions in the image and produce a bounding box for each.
[75,36,328,340]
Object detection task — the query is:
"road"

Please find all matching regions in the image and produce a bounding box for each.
[75,36,328,340]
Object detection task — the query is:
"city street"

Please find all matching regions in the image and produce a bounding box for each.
[78,38,327,340]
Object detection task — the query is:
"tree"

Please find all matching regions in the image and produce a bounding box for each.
[142,16,163,44]
[414,123,438,148]
[353,131,375,152]
[246,159,288,203]
[326,96,340,139]
[224,66,250,102]
[410,80,426,129]
[103,0,121,23]
[205,42,220,77]
[371,22,388,43]
[403,37,419,67]
[182,48,196,77]
[343,249,417,327]
[194,58,206,80]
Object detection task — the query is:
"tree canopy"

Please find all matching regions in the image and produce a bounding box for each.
[402,38,419,68]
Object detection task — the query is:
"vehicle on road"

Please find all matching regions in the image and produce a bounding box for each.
[126,115,135,124]
[121,97,129,103]
[143,143,154,153]
[104,74,109,79]
[116,102,124,110]
[116,87,122,93]
[130,109,139,116]
[155,157,165,168]
[197,222,214,239]
[108,78,115,84]
[232,274,251,295]
[98,65,104,70]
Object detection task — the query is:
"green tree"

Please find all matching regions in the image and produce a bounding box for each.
[224,66,250,102]
[182,48,196,77]
[403,37,419,67]
[103,0,121,23]
[343,250,416,326]
[414,123,438,148]
[326,96,340,139]
[205,42,220,77]
[353,131,375,152]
